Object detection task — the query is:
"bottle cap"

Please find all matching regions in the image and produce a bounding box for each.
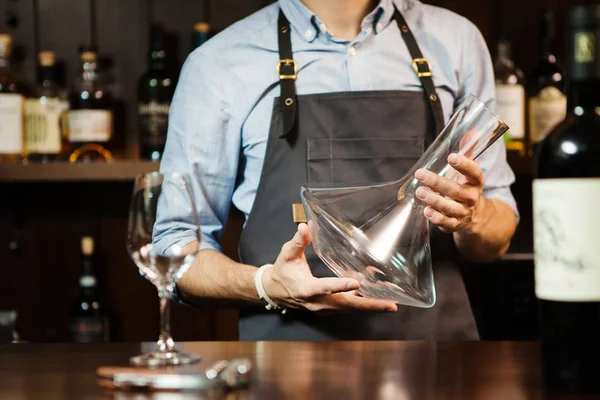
[38,51,56,67]
[193,22,210,33]
[81,237,95,256]
[0,34,13,54]
[80,51,97,62]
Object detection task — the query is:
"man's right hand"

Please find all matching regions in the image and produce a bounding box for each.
[261,223,398,313]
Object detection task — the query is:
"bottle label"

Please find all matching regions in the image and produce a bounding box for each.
[534,179,600,301]
[529,87,567,144]
[495,84,525,139]
[70,316,109,343]
[68,110,113,142]
[138,101,169,148]
[0,93,24,154]
[24,98,69,154]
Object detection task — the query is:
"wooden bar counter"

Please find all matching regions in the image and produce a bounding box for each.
[0,341,595,399]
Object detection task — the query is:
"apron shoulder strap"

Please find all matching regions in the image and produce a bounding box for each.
[277,10,297,139]
[392,8,445,143]
[276,7,446,143]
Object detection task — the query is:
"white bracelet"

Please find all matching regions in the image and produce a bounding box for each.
[254,264,286,314]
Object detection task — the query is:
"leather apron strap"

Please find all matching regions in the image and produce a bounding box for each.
[276,7,446,145]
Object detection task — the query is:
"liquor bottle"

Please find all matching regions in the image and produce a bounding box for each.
[528,10,567,153]
[24,51,69,163]
[533,5,600,394]
[0,34,27,163]
[69,237,110,343]
[138,24,175,161]
[494,39,527,155]
[67,46,113,162]
[191,22,211,51]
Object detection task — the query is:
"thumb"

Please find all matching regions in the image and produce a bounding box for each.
[280,223,312,261]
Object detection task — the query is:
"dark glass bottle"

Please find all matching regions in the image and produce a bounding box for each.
[69,237,110,343]
[494,38,527,154]
[138,24,175,161]
[0,34,27,163]
[24,51,69,162]
[528,10,567,152]
[67,46,113,162]
[191,22,211,51]
[533,5,600,395]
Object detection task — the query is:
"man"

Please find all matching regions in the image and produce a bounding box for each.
[156,0,518,340]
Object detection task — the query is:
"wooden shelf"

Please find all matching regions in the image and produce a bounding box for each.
[0,161,160,182]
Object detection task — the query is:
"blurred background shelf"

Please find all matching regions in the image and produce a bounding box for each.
[0,161,159,182]
[507,151,533,175]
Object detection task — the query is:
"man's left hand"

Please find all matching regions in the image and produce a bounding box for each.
[414,153,485,233]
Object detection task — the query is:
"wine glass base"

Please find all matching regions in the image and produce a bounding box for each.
[130,349,201,367]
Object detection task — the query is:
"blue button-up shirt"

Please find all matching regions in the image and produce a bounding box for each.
[156,0,518,254]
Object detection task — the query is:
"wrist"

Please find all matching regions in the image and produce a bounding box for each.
[254,264,286,313]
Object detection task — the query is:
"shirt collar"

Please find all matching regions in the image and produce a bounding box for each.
[278,0,399,43]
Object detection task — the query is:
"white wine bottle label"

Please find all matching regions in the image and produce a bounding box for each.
[495,84,525,139]
[529,87,567,144]
[0,93,24,154]
[68,109,113,142]
[534,179,600,301]
[24,98,69,154]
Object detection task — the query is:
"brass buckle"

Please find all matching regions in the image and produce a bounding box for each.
[412,58,432,78]
[277,59,297,80]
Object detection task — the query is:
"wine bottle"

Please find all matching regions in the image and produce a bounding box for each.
[494,38,527,155]
[67,46,113,162]
[191,22,211,51]
[24,51,69,163]
[138,24,175,161]
[0,34,27,163]
[533,5,600,394]
[69,237,110,343]
[528,10,567,153]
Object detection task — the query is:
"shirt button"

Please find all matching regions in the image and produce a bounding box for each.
[376,22,384,32]
[305,29,312,38]
[349,46,357,56]
[319,23,327,33]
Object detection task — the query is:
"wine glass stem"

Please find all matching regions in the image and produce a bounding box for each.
[157,293,175,352]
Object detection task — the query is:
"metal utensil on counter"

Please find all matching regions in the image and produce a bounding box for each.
[97,358,252,393]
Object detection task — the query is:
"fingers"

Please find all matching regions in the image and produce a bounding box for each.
[311,292,398,313]
[423,206,461,233]
[447,154,484,186]
[414,168,479,207]
[298,277,360,298]
[415,187,469,218]
[280,223,312,261]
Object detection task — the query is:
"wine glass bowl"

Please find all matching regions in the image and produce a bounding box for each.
[127,171,201,366]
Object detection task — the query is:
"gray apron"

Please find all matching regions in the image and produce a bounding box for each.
[237,7,479,340]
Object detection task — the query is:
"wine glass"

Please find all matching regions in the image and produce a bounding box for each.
[127,172,201,366]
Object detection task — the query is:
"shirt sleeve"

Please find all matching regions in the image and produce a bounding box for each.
[455,21,519,221]
[154,50,241,255]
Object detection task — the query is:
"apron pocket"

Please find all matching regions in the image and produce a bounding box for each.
[306,138,423,186]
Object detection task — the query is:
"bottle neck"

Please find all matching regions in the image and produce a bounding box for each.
[79,60,98,83]
[567,80,600,113]
[38,66,57,87]
[0,53,10,74]
[192,32,210,50]
[148,51,167,72]
[539,36,553,60]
